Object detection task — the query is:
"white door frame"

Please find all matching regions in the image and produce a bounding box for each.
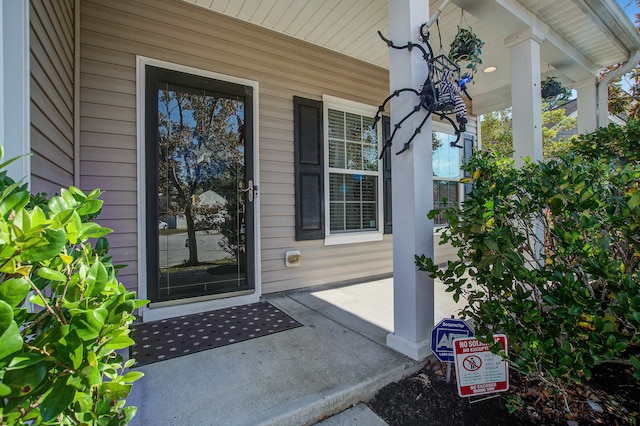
[135,56,261,322]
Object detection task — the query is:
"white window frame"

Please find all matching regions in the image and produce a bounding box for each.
[432,123,464,228]
[322,95,383,245]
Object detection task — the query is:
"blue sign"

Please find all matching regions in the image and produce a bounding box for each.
[430,318,474,363]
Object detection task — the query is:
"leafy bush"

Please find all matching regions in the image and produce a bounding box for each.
[0,148,147,424]
[417,121,640,398]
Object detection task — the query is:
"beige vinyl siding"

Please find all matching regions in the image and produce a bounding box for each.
[79,0,477,293]
[30,0,74,194]
[79,0,391,293]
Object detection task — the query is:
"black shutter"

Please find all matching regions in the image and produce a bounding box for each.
[294,96,324,240]
[382,116,392,234]
[462,133,475,197]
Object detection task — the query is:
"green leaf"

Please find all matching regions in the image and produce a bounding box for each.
[28,293,46,307]
[0,299,14,334]
[606,334,616,348]
[76,199,103,217]
[104,335,135,351]
[32,324,69,347]
[29,205,47,227]
[121,371,144,383]
[568,305,582,316]
[0,321,23,361]
[22,228,66,262]
[0,382,11,397]
[48,196,71,215]
[11,208,31,233]
[86,261,108,297]
[37,267,67,282]
[80,223,112,239]
[60,188,76,206]
[87,188,102,199]
[0,151,30,171]
[485,239,499,252]
[0,277,30,308]
[613,342,627,353]
[630,355,640,380]
[99,381,131,400]
[134,299,150,309]
[67,185,87,201]
[95,237,110,254]
[70,308,108,341]
[80,365,101,388]
[40,378,76,422]
[0,190,29,218]
[7,353,47,369]
[50,208,74,228]
[0,257,17,275]
[58,329,83,370]
[123,406,138,424]
[3,363,47,397]
[109,300,135,321]
[65,211,83,244]
[628,191,640,210]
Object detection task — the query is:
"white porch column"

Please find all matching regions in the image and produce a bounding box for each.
[506,28,543,166]
[1,1,30,184]
[386,0,433,361]
[575,78,598,134]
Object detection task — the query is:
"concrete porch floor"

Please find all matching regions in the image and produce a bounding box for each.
[126,278,465,425]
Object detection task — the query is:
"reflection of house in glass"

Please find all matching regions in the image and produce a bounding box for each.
[160,190,227,231]
[157,185,245,300]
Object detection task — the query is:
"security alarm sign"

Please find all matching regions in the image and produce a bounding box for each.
[453,335,509,397]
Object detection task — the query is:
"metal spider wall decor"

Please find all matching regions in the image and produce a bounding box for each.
[374,23,471,158]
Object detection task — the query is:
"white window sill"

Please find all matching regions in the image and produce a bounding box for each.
[324,231,384,246]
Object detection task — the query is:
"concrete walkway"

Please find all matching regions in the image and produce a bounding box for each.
[126,278,464,425]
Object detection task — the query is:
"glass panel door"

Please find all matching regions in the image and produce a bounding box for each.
[146,67,254,303]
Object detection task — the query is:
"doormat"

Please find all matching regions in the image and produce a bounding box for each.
[129,301,302,367]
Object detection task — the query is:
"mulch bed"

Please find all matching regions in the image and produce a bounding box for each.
[129,301,302,366]
[368,356,639,425]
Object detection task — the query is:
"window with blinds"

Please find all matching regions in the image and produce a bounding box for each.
[327,108,379,233]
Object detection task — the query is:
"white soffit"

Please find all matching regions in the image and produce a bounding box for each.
[183,0,390,68]
[182,0,638,114]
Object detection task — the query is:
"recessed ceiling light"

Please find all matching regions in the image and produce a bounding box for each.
[483,66,497,73]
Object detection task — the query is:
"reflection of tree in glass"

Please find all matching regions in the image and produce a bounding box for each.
[362,120,378,172]
[432,131,443,151]
[158,88,244,266]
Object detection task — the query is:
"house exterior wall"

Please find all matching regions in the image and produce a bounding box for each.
[78,0,474,294]
[30,0,75,195]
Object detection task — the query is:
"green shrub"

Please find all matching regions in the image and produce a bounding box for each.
[0,147,147,425]
[417,121,640,395]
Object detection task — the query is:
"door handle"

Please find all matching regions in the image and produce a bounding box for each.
[239,179,255,202]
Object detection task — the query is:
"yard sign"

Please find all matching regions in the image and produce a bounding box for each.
[430,318,474,363]
[453,334,509,397]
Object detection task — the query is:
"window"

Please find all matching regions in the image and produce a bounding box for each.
[296,96,468,241]
[325,97,382,243]
[432,131,463,226]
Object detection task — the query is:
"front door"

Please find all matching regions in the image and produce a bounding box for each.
[145,66,255,303]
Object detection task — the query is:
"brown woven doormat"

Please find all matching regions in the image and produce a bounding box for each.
[129,301,302,367]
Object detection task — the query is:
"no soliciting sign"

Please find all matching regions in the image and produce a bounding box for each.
[453,335,509,397]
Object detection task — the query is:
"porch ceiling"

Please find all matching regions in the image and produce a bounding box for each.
[183,0,640,114]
